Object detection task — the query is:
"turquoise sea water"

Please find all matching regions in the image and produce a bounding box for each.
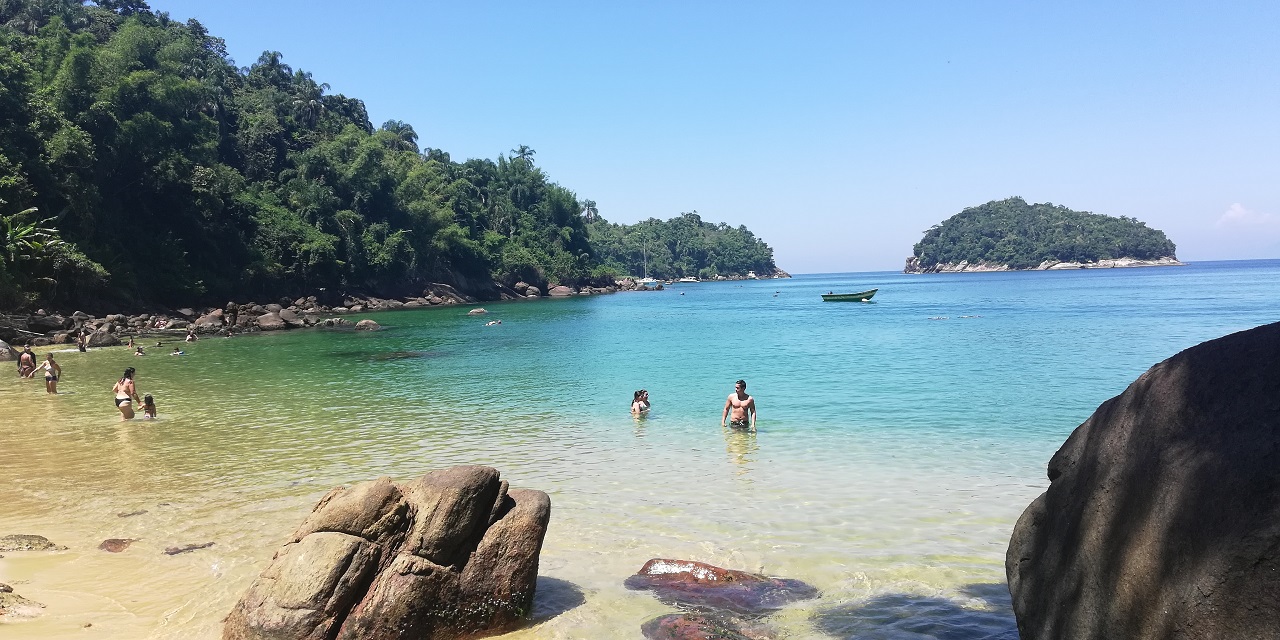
[2,259,1278,639]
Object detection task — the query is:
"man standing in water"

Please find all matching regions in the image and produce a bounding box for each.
[722,379,757,431]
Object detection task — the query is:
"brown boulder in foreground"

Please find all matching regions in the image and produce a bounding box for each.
[223,466,550,640]
[1007,321,1280,640]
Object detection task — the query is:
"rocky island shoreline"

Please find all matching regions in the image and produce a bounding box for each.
[903,255,1184,274]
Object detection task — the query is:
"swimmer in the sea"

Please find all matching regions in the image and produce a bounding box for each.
[721,379,756,431]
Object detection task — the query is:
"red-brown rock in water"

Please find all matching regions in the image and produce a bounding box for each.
[624,559,819,616]
[223,466,550,640]
[1006,321,1280,640]
[98,538,136,553]
[641,613,777,640]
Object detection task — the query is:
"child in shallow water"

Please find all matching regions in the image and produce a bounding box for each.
[142,394,157,419]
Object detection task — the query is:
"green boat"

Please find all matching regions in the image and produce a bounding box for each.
[821,288,878,302]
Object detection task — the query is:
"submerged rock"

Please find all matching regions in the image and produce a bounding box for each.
[223,466,551,640]
[164,542,214,555]
[641,613,776,640]
[0,534,67,552]
[1007,321,1280,640]
[624,559,819,616]
[0,590,45,620]
[99,538,137,553]
[354,319,380,331]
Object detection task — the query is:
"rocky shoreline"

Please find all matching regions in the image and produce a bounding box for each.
[903,255,1184,274]
[0,276,728,351]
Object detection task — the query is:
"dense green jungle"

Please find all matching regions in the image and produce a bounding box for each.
[911,197,1178,270]
[0,0,779,311]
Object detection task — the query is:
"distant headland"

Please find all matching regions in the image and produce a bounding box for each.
[905,197,1182,274]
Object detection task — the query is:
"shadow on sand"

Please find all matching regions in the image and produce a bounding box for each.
[811,582,1018,640]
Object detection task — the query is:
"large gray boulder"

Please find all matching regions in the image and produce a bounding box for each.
[28,314,70,332]
[1007,321,1280,640]
[86,330,121,348]
[193,308,224,329]
[223,466,550,640]
[277,308,304,328]
[256,313,286,331]
[0,340,15,362]
[547,285,573,297]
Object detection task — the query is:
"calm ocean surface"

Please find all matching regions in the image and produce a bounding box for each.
[2,259,1278,639]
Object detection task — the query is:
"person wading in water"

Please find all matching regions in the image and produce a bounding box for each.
[112,367,142,420]
[721,379,757,431]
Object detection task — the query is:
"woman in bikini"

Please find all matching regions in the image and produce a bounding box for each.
[112,367,142,420]
[34,353,62,394]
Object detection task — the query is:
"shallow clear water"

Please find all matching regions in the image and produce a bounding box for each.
[2,260,1277,639]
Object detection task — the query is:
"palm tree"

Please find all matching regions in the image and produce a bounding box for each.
[511,145,535,163]
[380,120,419,152]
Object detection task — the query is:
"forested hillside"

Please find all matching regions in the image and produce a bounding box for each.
[909,198,1177,271]
[0,1,778,311]
[587,211,779,281]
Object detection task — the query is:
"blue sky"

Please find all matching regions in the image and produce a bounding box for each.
[159,1,1279,273]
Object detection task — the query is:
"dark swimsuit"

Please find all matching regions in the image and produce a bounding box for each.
[729,419,750,428]
[115,397,131,407]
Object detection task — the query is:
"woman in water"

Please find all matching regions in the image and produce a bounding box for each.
[631,389,650,415]
[112,367,142,420]
[33,353,62,394]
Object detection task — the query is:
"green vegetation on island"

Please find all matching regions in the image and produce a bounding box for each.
[907,197,1178,272]
[586,211,780,281]
[0,1,779,311]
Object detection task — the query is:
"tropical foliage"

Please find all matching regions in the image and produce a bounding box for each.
[911,198,1177,270]
[587,211,778,280]
[0,0,777,310]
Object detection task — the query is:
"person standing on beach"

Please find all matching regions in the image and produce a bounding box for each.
[721,379,757,431]
[112,367,142,420]
[34,353,62,393]
[18,345,36,378]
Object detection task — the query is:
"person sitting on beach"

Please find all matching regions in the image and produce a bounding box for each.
[18,345,36,378]
[170,347,184,356]
[142,394,157,419]
[631,389,650,414]
[33,353,62,393]
[721,379,757,431]
[112,367,142,420]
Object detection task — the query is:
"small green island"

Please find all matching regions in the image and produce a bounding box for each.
[905,197,1181,273]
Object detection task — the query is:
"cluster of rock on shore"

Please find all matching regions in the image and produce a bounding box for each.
[0,279,682,350]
